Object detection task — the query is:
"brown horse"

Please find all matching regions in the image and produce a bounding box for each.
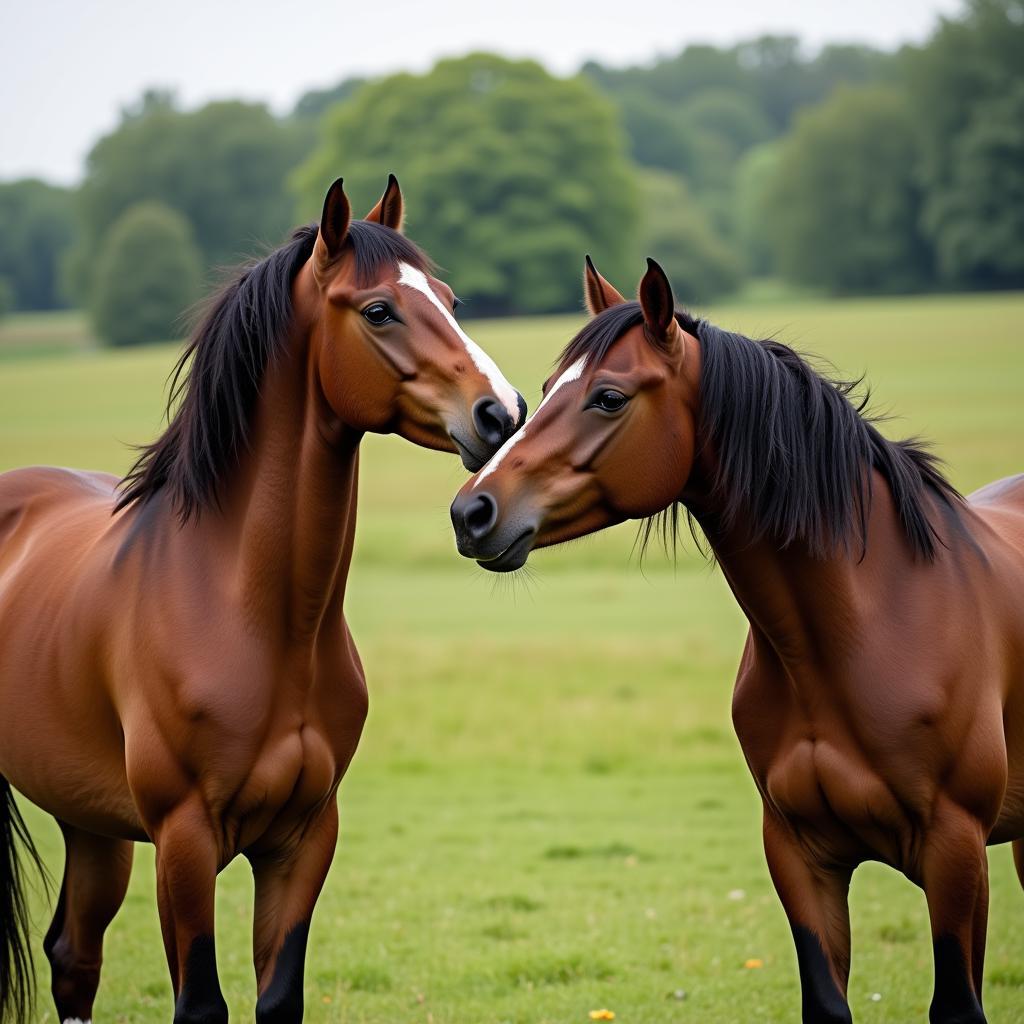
[0,175,525,1024]
[450,257,1024,1023]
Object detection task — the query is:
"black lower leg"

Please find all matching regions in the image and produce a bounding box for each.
[174,935,228,1024]
[45,881,98,1022]
[792,926,853,1024]
[930,934,986,1024]
[255,922,311,1024]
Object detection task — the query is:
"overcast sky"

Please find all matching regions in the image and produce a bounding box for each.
[2,0,963,185]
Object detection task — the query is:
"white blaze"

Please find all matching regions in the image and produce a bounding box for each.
[397,262,522,423]
[472,355,588,487]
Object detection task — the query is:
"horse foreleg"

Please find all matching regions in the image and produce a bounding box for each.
[762,809,854,1024]
[43,823,133,1024]
[248,799,339,1024]
[152,799,228,1024]
[920,800,989,1024]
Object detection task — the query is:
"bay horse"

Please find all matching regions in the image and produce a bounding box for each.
[450,257,1024,1023]
[0,174,525,1024]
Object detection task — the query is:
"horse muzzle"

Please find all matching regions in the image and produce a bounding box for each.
[449,393,526,471]
[450,490,537,571]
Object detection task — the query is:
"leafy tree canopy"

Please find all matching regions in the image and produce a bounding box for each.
[633,169,741,304]
[292,77,367,121]
[294,54,638,315]
[91,202,202,347]
[71,93,305,299]
[904,0,1024,286]
[0,179,76,310]
[763,87,930,294]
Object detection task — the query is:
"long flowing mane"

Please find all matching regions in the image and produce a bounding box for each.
[115,220,430,523]
[559,302,963,561]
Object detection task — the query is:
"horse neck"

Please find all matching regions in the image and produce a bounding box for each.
[681,393,871,676]
[694,503,865,672]
[211,316,361,645]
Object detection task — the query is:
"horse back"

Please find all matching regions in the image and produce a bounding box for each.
[967,472,1024,566]
[969,471,1024,511]
[0,464,118,557]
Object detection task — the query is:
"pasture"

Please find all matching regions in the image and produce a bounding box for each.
[1,292,1023,1023]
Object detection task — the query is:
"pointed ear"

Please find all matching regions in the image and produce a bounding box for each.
[638,257,681,350]
[364,173,404,232]
[314,177,352,275]
[583,254,626,315]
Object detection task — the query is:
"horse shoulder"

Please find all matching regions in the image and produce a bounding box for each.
[731,630,793,773]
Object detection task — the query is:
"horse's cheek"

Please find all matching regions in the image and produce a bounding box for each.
[600,422,690,519]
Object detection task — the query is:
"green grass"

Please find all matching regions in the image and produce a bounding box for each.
[1,294,1023,1023]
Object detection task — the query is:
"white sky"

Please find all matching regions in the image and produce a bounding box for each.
[2,0,963,185]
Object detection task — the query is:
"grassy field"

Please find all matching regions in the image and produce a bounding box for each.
[1,294,1023,1023]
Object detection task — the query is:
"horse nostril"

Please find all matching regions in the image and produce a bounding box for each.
[463,493,498,540]
[472,396,514,447]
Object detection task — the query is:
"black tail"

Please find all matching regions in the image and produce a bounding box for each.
[0,778,46,1023]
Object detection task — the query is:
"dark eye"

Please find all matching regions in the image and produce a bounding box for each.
[591,389,629,413]
[452,297,462,313]
[362,302,393,326]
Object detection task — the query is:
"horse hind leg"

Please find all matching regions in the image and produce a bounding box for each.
[44,823,133,1024]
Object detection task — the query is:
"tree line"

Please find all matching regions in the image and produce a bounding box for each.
[0,0,1020,343]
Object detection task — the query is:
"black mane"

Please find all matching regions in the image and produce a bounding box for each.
[560,302,962,561]
[116,220,430,523]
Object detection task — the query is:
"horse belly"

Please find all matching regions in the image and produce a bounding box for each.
[991,679,1024,843]
[0,614,144,840]
[0,486,146,839]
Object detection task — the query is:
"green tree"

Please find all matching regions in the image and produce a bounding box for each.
[584,37,895,152]
[582,37,895,255]
[0,179,76,310]
[587,44,747,106]
[634,170,741,303]
[810,44,896,97]
[733,142,783,277]
[926,82,1024,284]
[0,277,13,321]
[612,89,700,176]
[292,77,366,121]
[904,0,1024,286]
[71,94,304,300]
[294,54,638,315]
[680,89,771,160]
[91,202,202,347]
[733,36,809,131]
[764,87,931,293]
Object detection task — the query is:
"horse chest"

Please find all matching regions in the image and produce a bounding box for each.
[735,674,915,865]
[229,720,355,854]
[211,643,368,854]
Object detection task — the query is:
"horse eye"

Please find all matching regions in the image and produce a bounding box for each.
[452,297,462,313]
[362,302,393,326]
[593,389,629,413]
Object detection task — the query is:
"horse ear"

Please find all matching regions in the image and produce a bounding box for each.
[314,177,352,273]
[364,173,404,232]
[583,254,626,315]
[638,257,681,350]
